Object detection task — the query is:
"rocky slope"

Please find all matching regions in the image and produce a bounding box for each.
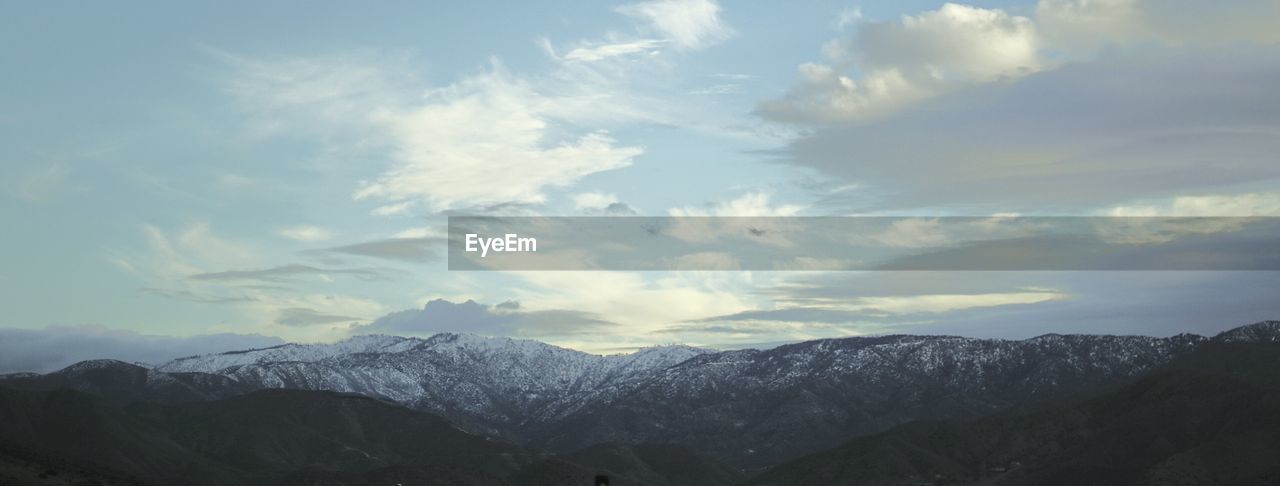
[0,359,254,403]
[749,339,1280,485]
[156,333,710,438]
[146,321,1280,468]
[535,331,1210,467]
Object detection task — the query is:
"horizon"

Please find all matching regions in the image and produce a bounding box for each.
[8,318,1278,375]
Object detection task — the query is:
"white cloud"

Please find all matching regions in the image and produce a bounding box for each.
[222,52,643,214]
[617,0,734,50]
[835,7,863,30]
[868,218,954,248]
[761,3,1044,123]
[689,83,742,95]
[573,191,620,211]
[655,277,1069,347]
[112,223,392,342]
[214,48,415,137]
[1104,192,1280,217]
[563,39,665,62]
[669,191,804,217]
[775,46,1280,210]
[9,162,71,203]
[511,270,755,350]
[763,0,1280,124]
[391,227,445,239]
[279,225,334,242]
[370,201,413,217]
[351,64,642,212]
[667,192,806,247]
[115,222,256,281]
[1097,192,1280,244]
[787,291,1065,316]
[218,0,756,216]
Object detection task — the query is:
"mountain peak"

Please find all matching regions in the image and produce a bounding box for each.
[53,359,146,375]
[630,344,712,356]
[1213,320,1280,343]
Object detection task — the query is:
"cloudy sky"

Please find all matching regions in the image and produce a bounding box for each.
[2,0,1279,371]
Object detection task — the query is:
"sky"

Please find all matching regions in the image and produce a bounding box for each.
[2,0,1279,371]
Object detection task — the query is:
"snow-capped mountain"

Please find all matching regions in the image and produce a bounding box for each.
[150,321,1280,468]
[157,332,710,436]
[537,332,1212,466]
[1213,319,1280,342]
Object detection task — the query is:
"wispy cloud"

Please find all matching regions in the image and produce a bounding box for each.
[112,223,394,341]
[617,0,735,50]
[563,39,665,62]
[275,307,364,327]
[573,191,619,211]
[315,236,441,264]
[139,287,256,304]
[669,192,804,217]
[189,264,395,283]
[1103,192,1280,217]
[9,162,72,203]
[219,50,643,214]
[278,225,334,242]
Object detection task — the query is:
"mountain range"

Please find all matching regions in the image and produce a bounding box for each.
[749,339,1280,485]
[150,326,1228,467]
[1,321,1278,485]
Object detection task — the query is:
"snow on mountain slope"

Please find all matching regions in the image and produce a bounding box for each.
[1213,320,1280,342]
[156,333,711,437]
[532,332,1214,467]
[150,322,1280,465]
[160,334,416,372]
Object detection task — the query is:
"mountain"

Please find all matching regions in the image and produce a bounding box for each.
[509,443,744,486]
[3,321,1278,484]
[156,333,710,439]
[1213,319,1280,343]
[147,325,1279,469]
[534,332,1209,468]
[561,443,744,485]
[0,359,254,404]
[748,339,1280,486]
[0,368,739,486]
[0,384,538,485]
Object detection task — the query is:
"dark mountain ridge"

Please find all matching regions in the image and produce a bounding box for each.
[1,320,1276,482]
[0,385,739,485]
[0,359,254,404]
[749,339,1280,485]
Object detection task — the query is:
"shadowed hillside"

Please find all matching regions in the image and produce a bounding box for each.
[749,340,1280,486]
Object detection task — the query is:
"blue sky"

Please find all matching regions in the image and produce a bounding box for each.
[3,0,1279,369]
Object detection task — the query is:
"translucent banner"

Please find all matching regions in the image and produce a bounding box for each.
[447,216,1280,271]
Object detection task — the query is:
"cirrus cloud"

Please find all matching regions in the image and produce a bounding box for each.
[617,0,734,50]
[220,51,643,214]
